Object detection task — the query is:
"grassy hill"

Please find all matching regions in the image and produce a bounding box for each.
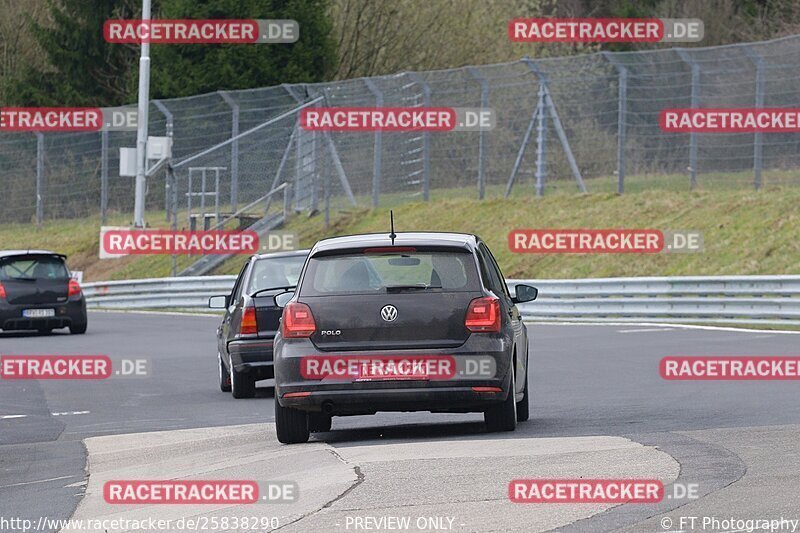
[2,188,798,281]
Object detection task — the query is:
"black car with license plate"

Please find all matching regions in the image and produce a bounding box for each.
[272,232,538,444]
[0,250,87,334]
[209,250,309,398]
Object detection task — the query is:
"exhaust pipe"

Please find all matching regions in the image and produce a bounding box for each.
[321,401,334,414]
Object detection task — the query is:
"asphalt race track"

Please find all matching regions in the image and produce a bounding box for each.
[2,311,800,532]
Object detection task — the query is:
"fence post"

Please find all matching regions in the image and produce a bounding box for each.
[101,129,109,224]
[603,52,628,194]
[676,49,700,189]
[35,132,44,226]
[282,84,310,210]
[168,164,178,277]
[219,91,240,210]
[467,67,489,200]
[534,82,548,197]
[407,72,431,201]
[364,78,383,207]
[742,46,764,191]
[153,100,174,220]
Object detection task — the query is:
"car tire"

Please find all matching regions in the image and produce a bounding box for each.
[230,365,256,399]
[219,355,232,392]
[275,399,310,444]
[516,364,530,422]
[484,368,517,432]
[308,412,332,433]
[69,322,87,335]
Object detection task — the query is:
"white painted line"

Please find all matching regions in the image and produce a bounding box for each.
[0,414,27,420]
[0,474,79,489]
[617,328,675,333]
[525,320,800,335]
[51,411,90,417]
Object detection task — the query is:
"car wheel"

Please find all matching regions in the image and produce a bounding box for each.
[308,412,332,433]
[69,322,87,335]
[516,364,530,422]
[484,367,517,432]
[219,354,232,392]
[275,399,310,444]
[230,364,256,399]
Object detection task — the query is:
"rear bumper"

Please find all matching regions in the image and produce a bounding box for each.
[274,334,513,415]
[0,298,86,331]
[228,337,275,378]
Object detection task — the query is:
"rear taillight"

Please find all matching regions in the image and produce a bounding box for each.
[240,305,258,335]
[0,282,6,300]
[282,302,316,338]
[68,279,82,297]
[465,296,501,333]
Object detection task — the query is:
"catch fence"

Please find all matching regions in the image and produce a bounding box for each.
[3,34,800,225]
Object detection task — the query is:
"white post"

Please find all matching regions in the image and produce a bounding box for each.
[133,0,151,227]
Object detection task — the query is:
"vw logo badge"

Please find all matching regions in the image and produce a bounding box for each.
[380,305,398,322]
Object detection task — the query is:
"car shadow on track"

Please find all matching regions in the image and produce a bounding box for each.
[311,419,537,446]
[0,329,70,338]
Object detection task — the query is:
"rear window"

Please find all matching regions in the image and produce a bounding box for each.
[247,254,307,294]
[300,250,480,296]
[0,256,69,281]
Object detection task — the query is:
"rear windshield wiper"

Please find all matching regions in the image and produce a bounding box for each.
[385,284,442,292]
[250,285,296,298]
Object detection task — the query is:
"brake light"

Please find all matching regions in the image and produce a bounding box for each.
[282,302,316,338]
[0,282,5,300]
[68,279,82,297]
[465,296,501,332]
[241,305,258,335]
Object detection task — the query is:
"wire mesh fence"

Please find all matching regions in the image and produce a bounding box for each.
[3,34,800,225]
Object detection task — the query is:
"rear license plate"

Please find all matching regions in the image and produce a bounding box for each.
[22,309,55,318]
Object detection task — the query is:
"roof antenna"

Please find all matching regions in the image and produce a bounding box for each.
[389,210,396,245]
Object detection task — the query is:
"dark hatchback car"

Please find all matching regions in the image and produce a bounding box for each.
[0,250,87,334]
[210,250,309,398]
[272,233,538,444]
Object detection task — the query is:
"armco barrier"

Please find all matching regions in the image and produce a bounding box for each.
[83,275,800,326]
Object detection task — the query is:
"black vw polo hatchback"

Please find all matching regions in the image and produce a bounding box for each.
[272,232,538,443]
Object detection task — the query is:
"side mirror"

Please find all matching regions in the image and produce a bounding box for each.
[512,284,538,304]
[274,291,295,308]
[208,295,229,309]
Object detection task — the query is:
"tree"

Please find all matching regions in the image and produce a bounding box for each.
[0,0,50,104]
[150,0,337,98]
[6,0,337,105]
[7,0,140,106]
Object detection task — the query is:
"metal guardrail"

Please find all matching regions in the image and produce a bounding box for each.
[83,275,800,326]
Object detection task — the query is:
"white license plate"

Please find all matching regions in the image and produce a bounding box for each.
[22,309,55,318]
